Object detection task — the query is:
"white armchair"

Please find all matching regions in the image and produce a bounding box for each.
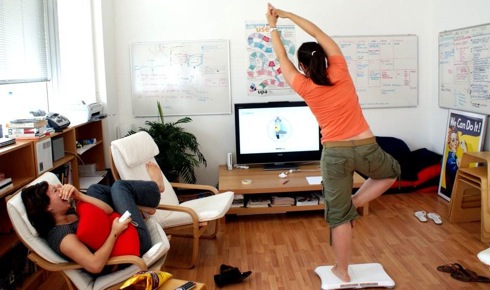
[110,131,234,268]
[6,172,170,290]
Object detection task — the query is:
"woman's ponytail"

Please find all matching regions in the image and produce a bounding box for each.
[297,42,332,86]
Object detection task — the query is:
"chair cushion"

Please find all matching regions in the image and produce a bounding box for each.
[111,131,159,168]
[7,172,68,264]
[111,132,181,210]
[76,201,140,257]
[154,191,234,228]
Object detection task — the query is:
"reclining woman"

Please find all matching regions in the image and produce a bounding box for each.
[21,161,165,275]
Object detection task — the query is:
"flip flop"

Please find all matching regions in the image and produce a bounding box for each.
[451,267,490,283]
[437,263,465,274]
[428,212,443,225]
[414,210,428,222]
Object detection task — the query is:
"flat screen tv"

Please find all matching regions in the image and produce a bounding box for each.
[234,101,321,170]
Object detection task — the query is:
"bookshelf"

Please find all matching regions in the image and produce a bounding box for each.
[0,119,106,289]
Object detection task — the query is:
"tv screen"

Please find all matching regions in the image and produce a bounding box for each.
[234,101,321,170]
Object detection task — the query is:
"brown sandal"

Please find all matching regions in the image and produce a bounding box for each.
[437,263,464,274]
[451,268,490,283]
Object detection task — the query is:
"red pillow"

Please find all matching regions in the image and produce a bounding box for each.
[76,201,140,257]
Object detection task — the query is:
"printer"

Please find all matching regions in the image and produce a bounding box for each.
[63,102,107,124]
[85,102,106,121]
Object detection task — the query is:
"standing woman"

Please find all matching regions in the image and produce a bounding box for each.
[266,3,400,282]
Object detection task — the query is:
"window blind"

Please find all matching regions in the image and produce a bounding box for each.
[0,0,49,84]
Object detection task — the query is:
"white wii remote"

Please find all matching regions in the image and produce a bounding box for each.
[119,210,131,222]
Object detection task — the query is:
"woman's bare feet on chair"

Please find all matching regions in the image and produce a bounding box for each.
[332,264,351,282]
[146,161,165,192]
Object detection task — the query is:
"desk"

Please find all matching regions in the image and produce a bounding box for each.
[160,278,207,289]
[218,164,368,216]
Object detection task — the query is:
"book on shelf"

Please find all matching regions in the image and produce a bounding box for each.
[0,177,13,188]
[8,119,48,128]
[246,196,271,208]
[271,195,295,206]
[52,164,71,184]
[0,183,13,195]
[0,178,13,194]
[295,193,319,206]
[6,132,46,140]
[231,194,245,208]
[0,137,16,148]
[6,126,46,135]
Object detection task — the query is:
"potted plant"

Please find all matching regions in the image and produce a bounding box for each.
[128,101,206,184]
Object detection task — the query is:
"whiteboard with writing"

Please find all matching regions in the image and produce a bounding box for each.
[439,23,490,115]
[333,35,418,108]
[130,40,231,116]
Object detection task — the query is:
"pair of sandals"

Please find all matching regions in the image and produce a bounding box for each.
[214,264,252,287]
[437,263,490,283]
[414,210,442,224]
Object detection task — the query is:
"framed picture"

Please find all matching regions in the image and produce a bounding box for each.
[438,109,487,201]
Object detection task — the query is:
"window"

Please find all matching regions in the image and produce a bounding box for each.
[0,0,98,126]
[0,0,49,84]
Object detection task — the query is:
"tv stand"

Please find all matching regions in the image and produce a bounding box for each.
[263,162,298,171]
[218,164,368,216]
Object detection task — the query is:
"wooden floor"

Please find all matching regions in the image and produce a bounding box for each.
[37,192,490,289]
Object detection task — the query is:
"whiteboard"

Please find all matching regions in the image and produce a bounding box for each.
[439,23,490,115]
[333,35,418,108]
[130,40,231,116]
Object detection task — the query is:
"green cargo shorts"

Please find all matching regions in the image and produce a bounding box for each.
[321,137,400,227]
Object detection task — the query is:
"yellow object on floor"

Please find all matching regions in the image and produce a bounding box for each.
[120,270,172,290]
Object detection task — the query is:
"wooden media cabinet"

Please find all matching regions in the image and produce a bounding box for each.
[218,164,368,216]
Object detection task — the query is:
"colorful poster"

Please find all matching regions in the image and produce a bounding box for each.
[438,110,487,201]
[245,22,296,96]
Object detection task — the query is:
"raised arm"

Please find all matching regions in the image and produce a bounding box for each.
[266,4,300,86]
[269,3,343,58]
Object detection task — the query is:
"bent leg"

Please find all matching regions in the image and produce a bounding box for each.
[111,180,161,254]
[86,184,113,205]
[352,177,396,209]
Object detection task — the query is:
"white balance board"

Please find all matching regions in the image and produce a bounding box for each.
[315,263,395,289]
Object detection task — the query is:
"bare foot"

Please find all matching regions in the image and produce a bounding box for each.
[146,161,165,192]
[331,264,351,282]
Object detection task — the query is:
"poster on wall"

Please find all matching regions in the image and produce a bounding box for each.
[245,22,296,96]
[438,109,487,201]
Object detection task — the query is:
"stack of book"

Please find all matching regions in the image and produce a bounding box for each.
[0,177,13,195]
[231,194,245,208]
[5,119,48,140]
[295,193,319,206]
[246,196,271,208]
[271,195,295,207]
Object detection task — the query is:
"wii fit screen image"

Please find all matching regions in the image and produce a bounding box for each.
[238,106,319,155]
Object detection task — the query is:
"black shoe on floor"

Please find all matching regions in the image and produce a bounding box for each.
[214,267,252,287]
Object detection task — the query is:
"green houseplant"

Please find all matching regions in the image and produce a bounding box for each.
[128,101,206,184]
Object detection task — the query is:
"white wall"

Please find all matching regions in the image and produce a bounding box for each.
[100,0,490,185]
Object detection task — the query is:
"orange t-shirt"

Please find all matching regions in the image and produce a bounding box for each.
[292,55,370,143]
